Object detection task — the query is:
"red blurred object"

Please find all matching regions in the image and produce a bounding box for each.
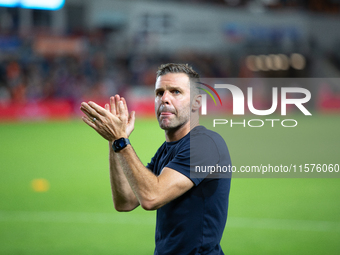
[0,100,74,121]
[317,84,340,113]
[127,96,155,117]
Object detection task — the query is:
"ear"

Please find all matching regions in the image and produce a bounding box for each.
[192,94,202,111]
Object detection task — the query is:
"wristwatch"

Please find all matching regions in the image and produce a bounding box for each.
[112,138,130,152]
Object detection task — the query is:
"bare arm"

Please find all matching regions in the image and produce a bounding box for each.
[81,95,139,211]
[108,143,139,211]
[116,145,194,210]
[80,97,194,211]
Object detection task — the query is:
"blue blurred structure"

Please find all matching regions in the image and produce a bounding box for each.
[0,0,65,10]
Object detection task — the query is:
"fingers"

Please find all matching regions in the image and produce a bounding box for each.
[82,115,97,129]
[80,102,100,119]
[129,111,136,124]
[110,94,126,116]
[115,95,121,114]
[80,98,129,141]
[80,95,132,126]
[110,95,119,115]
[110,95,129,121]
[80,103,97,120]
[117,100,127,121]
[110,97,115,114]
[121,97,128,113]
[81,101,112,123]
[81,109,100,127]
[88,101,108,116]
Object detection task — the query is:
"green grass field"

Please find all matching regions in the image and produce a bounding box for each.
[0,115,340,254]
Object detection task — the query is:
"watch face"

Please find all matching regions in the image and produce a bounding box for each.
[113,138,129,152]
[116,139,126,149]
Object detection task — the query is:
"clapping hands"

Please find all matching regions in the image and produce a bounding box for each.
[80,95,135,141]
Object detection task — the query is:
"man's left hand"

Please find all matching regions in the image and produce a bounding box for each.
[80,99,127,141]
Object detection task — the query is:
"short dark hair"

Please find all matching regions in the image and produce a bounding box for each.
[156,63,199,80]
[156,63,200,96]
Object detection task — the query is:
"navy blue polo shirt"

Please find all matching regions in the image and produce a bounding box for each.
[147,126,232,255]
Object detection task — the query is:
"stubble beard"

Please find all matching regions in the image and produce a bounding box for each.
[157,106,191,131]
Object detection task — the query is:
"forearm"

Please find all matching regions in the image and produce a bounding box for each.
[80,97,184,210]
[109,142,139,211]
[116,145,163,210]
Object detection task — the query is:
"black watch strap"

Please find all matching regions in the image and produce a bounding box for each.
[112,138,130,152]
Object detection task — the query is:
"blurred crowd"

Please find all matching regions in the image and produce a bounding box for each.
[0,31,233,104]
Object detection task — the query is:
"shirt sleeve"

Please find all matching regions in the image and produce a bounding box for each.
[146,155,155,172]
[146,142,166,173]
[166,134,220,186]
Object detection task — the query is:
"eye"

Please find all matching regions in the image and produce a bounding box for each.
[172,90,180,94]
[156,91,164,97]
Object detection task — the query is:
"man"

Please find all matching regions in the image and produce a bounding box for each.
[80,63,231,254]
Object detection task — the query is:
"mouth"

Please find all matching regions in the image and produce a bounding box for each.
[160,112,174,116]
[158,106,175,117]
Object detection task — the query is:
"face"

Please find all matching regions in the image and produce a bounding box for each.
[155,73,191,131]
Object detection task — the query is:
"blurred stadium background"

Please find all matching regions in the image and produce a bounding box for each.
[0,0,339,254]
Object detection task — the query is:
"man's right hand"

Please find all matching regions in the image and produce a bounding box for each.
[105,95,135,138]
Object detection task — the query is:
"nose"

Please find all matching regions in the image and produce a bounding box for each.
[161,91,170,104]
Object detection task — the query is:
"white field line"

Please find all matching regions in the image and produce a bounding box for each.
[226,217,340,232]
[0,211,155,225]
[0,211,339,232]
